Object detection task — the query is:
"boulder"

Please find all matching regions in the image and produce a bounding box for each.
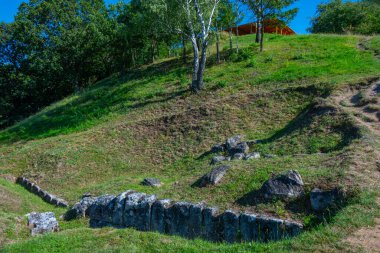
[112,191,134,226]
[283,220,303,238]
[210,156,229,165]
[245,152,261,160]
[223,210,239,243]
[202,207,223,242]
[211,144,225,153]
[27,212,59,236]
[88,194,116,227]
[261,170,304,199]
[141,178,162,187]
[65,196,97,221]
[151,199,172,233]
[198,165,230,187]
[166,202,192,237]
[225,135,242,151]
[188,203,204,239]
[240,213,259,242]
[310,188,342,212]
[228,142,249,156]
[232,153,245,160]
[123,192,156,231]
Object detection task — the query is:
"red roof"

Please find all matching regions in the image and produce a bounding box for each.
[225,20,296,36]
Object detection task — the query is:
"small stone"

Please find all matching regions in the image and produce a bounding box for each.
[229,142,249,156]
[210,156,228,165]
[82,193,92,198]
[232,153,245,160]
[198,165,230,187]
[141,178,161,187]
[211,144,225,153]
[261,170,304,200]
[226,135,242,151]
[245,152,261,160]
[264,154,277,159]
[310,188,342,212]
[27,212,59,236]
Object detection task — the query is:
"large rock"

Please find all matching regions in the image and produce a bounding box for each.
[210,156,229,165]
[112,191,134,226]
[310,188,342,212]
[225,135,242,151]
[65,196,97,221]
[223,210,239,243]
[202,207,223,242]
[261,170,304,199]
[188,203,204,239]
[211,144,225,153]
[27,212,59,236]
[151,199,172,233]
[245,152,261,160]
[166,202,192,237]
[88,194,116,227]
[198,165,230,187]
[240,213,259,242]
[123,192,156,231]
[228,142,249,156]
[141,178,161,187]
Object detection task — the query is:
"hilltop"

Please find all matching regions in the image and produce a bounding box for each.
[0,34,379,252]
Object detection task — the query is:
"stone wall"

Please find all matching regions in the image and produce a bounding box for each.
[79,190,302,243]
[16,177,68,208]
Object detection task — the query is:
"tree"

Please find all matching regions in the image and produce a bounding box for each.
[308,0,380,35]
[151,0,221,92]
[243,0,298,51]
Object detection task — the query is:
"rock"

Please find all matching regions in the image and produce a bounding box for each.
[65,196,97,221]
[261,170,304,199]
[210,156,229,165]
[151,199,172,233]
[232,153,245,160]
[229,142,249,156]
[211,144,225,153]
[246,140,263,146]
[88,195,116,227]
[27,212,59,236]
[225,135,242,151]
[82,193,92,198]
[188,203,204,239]
[310,188,342,212]
[202,207,222,242]
[240,213,259,242]
[123,192,156,231]
[264,154,277,159]
[283,220,303,238]
[112,191,134,226]
[199,165,230,187]
[245,152,261,160]
[141,178,161,187]
[166,202,192,237]
[223,210,239,243]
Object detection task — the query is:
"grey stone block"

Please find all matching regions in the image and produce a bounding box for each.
[151,199,172,233]
[240,213,259,242]
[223,210,239,243]
[123,193,156,231]
[202,207,222,242]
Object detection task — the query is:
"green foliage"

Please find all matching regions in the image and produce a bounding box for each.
[309,0,380,34]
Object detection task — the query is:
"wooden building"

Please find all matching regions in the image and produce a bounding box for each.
[226,20,296,36]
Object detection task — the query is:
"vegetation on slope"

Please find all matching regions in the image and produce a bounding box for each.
[0,34,380,252]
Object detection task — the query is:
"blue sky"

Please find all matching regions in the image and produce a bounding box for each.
[0,0,326,34]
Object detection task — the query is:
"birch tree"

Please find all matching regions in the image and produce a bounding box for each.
[152,0,221,92]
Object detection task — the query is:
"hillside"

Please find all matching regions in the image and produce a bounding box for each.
[0,34,379,252]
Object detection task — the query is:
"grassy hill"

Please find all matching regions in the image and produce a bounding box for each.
[0,34,379,252]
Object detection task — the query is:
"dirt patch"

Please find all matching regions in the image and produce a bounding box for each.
[346,199,380,253]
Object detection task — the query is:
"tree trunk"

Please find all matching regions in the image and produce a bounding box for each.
[190,38,200,92]
[255,21,260,43]
[229,29,233,51]
[216,28,220,63]
[260,20,264,52]
[182,35,187,64]
[196,40,208,91]
[151,40,155,63]
[236,27,239,53]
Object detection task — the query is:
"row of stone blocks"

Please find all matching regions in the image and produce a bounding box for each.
[16,177,68,208]
[86,190,303,243]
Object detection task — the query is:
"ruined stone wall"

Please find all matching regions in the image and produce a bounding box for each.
[16,177,68,208]
[84,190,303,243]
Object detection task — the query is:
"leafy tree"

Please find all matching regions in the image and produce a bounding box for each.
[243,0,298,51]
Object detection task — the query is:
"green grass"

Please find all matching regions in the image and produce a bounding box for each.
[0,34,380,252]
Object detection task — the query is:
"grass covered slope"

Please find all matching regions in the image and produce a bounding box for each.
[0,34,380,252]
